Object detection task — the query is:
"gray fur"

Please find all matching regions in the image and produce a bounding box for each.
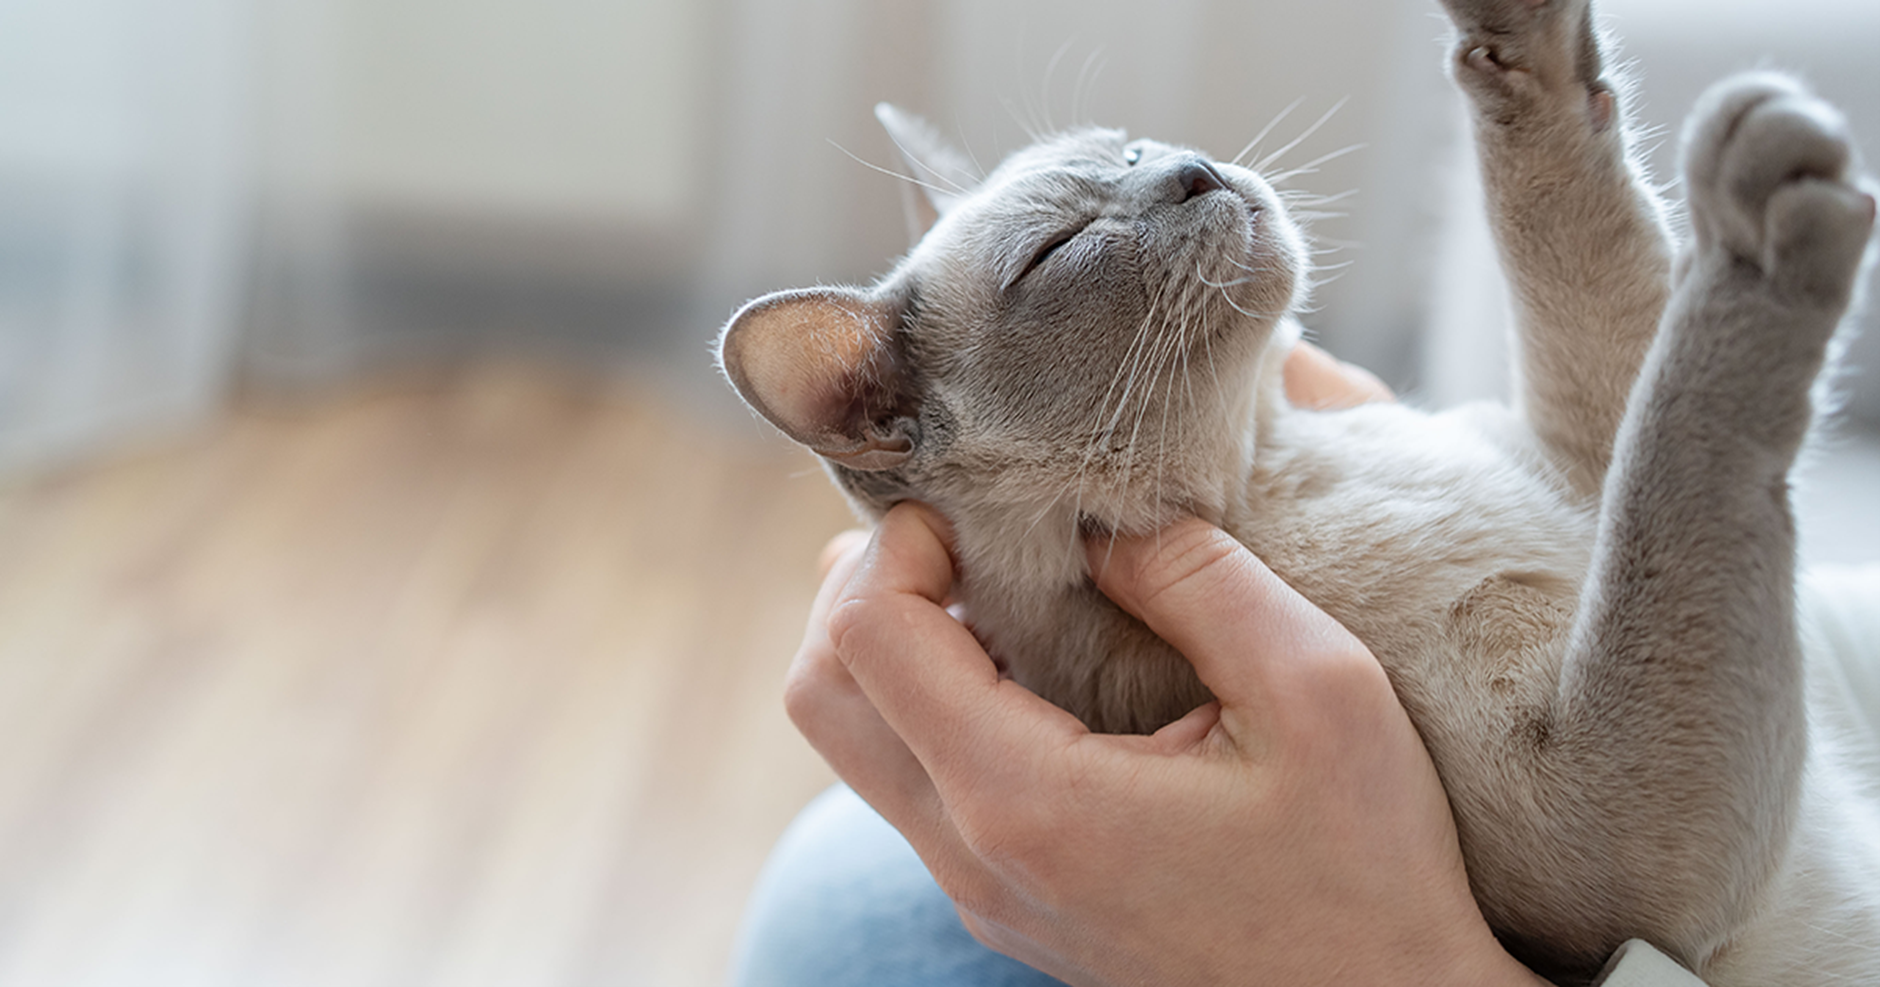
[717,0,1880,981]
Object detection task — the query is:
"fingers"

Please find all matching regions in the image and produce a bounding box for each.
[1086,518,1368,736]
[1284,341,1395,410]
[825,504,1087,793]
[787,530,934,815]
[818,528,870,579]
[786,627,1009,922]
[789,505,1084,923]
[789,520,987,881]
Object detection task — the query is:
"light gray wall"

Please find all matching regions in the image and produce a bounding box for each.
[243,0,719,389]
[1609,0,1880,423]
[334,0,709,227]
[0,0,251,472]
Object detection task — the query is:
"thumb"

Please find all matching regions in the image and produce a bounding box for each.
[1086,518,1367,723]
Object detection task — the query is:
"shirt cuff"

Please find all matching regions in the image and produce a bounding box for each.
[1591,940,1707,987]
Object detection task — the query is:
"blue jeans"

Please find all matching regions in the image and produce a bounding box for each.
[727,786,1066,987]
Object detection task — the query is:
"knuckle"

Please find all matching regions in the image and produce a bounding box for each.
[932,868,1009,930]
[1274,645,1397,751]
[779,665,821,729]
[1314,640,1390,695]
[781,642,848,731]
[1127,520,1245,609]
[953,811,1016,866]
[957,912,1002,953]
[821,593,868,654]
[958,910,1030,959]
[825,593,925,667]
[954,799,1068,889]
[955,909,994,949]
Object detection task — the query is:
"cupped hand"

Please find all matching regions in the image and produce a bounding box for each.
[786,505,1546,987]
[1283,339,1394,410]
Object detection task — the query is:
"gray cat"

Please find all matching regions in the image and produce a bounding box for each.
[717,0,1880,981]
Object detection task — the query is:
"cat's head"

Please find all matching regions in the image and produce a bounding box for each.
[718,105,1310,533]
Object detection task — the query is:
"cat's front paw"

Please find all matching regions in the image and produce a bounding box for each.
[1683,73,1876,306]
[1441,0,1613,128]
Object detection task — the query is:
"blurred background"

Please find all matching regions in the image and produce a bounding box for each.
[0,0,1875,984]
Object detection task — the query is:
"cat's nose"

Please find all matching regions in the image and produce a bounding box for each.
[1170,157,1226,202]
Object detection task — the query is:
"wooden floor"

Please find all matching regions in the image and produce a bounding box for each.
[0,366,851,987]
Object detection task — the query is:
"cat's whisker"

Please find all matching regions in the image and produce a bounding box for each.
[1232,96,1307,168]
[1148,325,1186,509]
[1093,294,1163,439]
[955,121,989,181]
[1154,285,1202,498]
[1276,188,1358,207]
[1176,302,1204,477]
[1001,96,1045,143]
[1200,306,1226,415]
[827,140,964,199]
[1198,257,1292,320]
[1214,292,1272,320]
[1116,278,1190,514]
[1019,480,1076,551]
[1077,281,1173,518]
[1103,275,1179,436]
[1264,142,1366,184]
[1303,275,1350,297]
[876,130,974,197]
[1253,96,1349,172]
[1036,38,1077,135]
[1196,271,1260,289]
[1072,49,1107,128]
[1218,257,1274,278]
[1268,168,1324,187]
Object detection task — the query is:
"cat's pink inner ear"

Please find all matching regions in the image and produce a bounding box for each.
[719,288,909,468]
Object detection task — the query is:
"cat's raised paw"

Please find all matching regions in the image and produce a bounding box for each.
[1440,0,1555,38]
[1683,72,1875,303]
[1441,0,1607,125]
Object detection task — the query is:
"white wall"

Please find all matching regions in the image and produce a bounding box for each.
[0,0,251,472]
[243,0,717,388]
[2,0,718,471]
[333,0,708,227]
[1608,0,1880,423]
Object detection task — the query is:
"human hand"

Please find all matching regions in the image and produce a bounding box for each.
[787,507,1547,987]
[1283,339,1395,409]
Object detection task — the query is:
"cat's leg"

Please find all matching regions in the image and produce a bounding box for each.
[1439,0,1674,497]
[1511,76,1873,974]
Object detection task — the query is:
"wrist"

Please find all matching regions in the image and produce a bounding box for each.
[1448,933,1552,987]
[1408,911,1551,987]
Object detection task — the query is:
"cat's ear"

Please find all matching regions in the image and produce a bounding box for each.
[875,103,978,242]
[718,287,918,471]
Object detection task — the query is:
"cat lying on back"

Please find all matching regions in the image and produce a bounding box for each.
[717,0,1880,982]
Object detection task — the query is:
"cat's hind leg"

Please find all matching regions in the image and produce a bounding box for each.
[1438,0,1675,497]
[1535,74,1873,974]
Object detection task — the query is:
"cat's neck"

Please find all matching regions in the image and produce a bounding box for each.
[946,322,1297,604]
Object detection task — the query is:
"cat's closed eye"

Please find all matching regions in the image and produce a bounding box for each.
[1008,225,1087,288]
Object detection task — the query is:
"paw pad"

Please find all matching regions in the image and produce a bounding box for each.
[1683,73,1874,298]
